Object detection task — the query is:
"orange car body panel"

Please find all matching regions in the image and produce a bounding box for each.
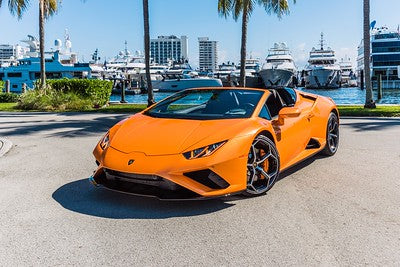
[92,87,338,198]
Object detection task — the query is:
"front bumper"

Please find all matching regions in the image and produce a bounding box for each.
[91,137,251,199]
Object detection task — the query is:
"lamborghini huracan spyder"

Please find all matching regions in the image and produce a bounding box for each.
[90,87,339,199]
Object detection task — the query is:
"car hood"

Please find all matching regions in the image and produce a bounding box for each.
[110,113,255,155]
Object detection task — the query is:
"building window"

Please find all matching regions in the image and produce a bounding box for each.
[7,72,22,78]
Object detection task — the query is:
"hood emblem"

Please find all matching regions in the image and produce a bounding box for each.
[128,159,135,165]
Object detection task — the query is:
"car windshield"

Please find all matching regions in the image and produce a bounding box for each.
[144,89,264,120]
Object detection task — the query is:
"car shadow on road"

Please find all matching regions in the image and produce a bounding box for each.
[278,154,325,181]
[52,178,235,219]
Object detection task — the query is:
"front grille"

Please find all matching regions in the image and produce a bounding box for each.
[102,168,201,199]
[105,169,161,181]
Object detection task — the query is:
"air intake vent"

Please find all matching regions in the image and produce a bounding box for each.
[306,138,321,149]
[184,169,229,189]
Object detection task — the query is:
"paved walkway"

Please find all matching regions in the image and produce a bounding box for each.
[0,112,399,266]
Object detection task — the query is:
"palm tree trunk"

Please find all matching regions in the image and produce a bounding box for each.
[239,4,248,87]
[363,0,375,108]
[143,0,155,107]
[39,0,46,89]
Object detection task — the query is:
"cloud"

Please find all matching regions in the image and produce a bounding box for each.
[292,42,308,68]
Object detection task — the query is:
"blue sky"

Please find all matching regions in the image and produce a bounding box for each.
[1,0,400,68]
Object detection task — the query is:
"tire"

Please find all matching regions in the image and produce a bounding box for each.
[321,112,339,156]
[243,135,280,197]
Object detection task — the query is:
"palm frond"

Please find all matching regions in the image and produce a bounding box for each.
[259,0,293,18]
[218,0,233,18]
[8,0,30,19]
[43,0,60,18]
[232,0,244,20]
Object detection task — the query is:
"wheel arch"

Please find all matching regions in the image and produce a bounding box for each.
[257,130,276,145]
[331,108,340,122]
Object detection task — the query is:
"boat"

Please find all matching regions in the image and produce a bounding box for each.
[149,60,222,92]
[304,33,341,89]
[213,62,237,78]
[357,26,400,89]
[164,61,195,76]
[0,51,92,92]
[259,42,297,87]
[152,66,222,92]
[233,58,261,77]
[151,77,222,92]
[104,41,145,79]
[339,57,357,87]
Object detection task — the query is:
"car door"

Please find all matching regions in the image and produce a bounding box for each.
[264,90,312,169]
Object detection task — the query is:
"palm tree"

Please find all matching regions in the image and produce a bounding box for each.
[0,0,59,89]
[218,0,295,87]
[0,0,29,17]
[143,0,155,107]
[39,0,59,88]
[363,0,376,108]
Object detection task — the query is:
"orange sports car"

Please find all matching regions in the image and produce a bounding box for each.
[90,87,339,199]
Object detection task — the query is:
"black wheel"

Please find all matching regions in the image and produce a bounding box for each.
[321,112,339,156]
[243,135,280,196]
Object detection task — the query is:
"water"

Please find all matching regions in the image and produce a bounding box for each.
[298,87,400,104]
[110,87,400,105]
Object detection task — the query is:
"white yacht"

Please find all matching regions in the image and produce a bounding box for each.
[259,42,297,87]
[151,76,223,92]
[339,57,357,87]
[105,42,145,78]
[164,61,195,76]
[233,58,260,77]
[304,33,341,89]
[151,61,222,92]
[213,62,237,78]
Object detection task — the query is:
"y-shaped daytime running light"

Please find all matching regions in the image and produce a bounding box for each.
[183,141,227,160]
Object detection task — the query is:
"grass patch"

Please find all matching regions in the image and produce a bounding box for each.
[338,105,400,117]
[0,102,147,113]
[1,101,400,117]
[94,103,148,113]
[0,103,19,111]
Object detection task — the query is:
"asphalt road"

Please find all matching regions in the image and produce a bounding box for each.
[0,112,399,266]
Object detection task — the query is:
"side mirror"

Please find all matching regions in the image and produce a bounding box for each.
[277,107,301,125]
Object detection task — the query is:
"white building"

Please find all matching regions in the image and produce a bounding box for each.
[0,45,15,60]
[198,37,218,72]
[150,35,188,65]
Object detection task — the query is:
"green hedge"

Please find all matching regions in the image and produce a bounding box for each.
[47,79,113,106]
[0,81,4,92]
[17,89,93,111]
[0,92,19,103]
[17,78,113,111]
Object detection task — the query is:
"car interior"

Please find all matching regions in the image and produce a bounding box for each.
[264,88,297,118]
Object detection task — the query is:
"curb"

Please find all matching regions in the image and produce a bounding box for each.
[0,138,12,157]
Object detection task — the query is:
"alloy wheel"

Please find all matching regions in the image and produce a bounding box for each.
[246,136,280,195]
[327,114,339,154]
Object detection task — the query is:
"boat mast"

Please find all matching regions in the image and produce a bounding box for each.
[320,32,325,50]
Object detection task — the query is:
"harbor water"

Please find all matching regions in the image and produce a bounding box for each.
[110,87,400,105]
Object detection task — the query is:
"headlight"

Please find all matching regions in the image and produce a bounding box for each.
[100,133,110,150]
[183,141,226,160]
